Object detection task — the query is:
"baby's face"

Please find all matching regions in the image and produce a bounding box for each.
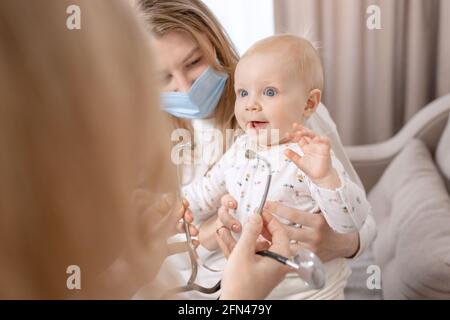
[234,51,310,145]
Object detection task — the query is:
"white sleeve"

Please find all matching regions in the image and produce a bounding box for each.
[181,146,233,222]
[305,152,372,234]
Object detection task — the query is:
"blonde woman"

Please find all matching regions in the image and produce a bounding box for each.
[0,0,291,300]
[137,0,376,299]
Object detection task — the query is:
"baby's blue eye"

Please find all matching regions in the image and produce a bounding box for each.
[264,87,277,97]
[239,90,249,98]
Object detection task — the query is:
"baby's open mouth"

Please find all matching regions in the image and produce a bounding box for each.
[247,121,269,130]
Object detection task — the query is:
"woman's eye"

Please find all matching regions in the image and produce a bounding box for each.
[264,87,277,97]
[188,57,202,67]
[238,89,248,98]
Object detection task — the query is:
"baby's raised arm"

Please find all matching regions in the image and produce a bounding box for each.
[306,153,371,233]
[285,125,371,233]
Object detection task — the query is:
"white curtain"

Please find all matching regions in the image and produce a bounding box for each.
[274,0,450,145]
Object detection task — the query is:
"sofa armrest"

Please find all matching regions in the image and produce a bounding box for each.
[345,94,450,192]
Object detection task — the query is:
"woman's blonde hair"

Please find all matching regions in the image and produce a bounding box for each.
[0,0,175,298]
[137,0,241,146]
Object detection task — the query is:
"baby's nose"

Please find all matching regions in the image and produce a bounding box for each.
[245,103,262,112]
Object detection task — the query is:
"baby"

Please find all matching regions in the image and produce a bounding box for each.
[183,35,372,299]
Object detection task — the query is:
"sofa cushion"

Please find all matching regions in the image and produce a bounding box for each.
[436,114,450,191]
[369,139,450,299]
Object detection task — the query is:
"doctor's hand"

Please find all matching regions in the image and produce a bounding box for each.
[84,191,199,299]
[220,212,291,300]
[133,190,199,257]
[123,190,199,287]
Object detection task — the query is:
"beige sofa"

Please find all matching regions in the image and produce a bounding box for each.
[344,94,450,299]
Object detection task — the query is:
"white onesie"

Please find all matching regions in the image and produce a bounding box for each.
[183,134,371,234]
[182,134,372,299]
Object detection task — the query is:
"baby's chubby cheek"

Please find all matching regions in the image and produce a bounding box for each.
[269,117,296,141]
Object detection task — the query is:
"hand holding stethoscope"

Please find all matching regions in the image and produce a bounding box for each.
[242,149,326,290]
[220,210,316,300]
[164,142,325,297]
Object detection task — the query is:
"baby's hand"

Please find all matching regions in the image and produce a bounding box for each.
[285,123,341,189]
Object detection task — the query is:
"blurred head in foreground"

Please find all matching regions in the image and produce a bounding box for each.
[0,0,175,299]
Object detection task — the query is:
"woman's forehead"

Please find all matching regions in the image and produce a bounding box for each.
[153,30,213,68]
[154,31,198,57]
[152,31,199,71]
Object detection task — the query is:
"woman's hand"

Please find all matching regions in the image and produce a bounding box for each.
[220,212,291,300]
[263,201,359,262]
[214,194,240,257]
[214,194,360,262]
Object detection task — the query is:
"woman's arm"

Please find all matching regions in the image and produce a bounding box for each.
[261,201,361,262]
[214,194,366,262]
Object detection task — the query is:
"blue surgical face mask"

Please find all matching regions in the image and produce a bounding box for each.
[161,66,229,120]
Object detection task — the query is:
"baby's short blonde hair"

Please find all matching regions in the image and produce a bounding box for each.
[243,34,324,93]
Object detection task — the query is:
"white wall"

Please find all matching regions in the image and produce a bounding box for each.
[202,0,275,56]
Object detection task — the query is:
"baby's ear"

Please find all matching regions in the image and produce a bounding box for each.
[303,89,322,118]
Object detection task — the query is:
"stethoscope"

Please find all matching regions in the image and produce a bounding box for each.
[163,144,325,298]
[244,149,325,290]
[163,141,222,298]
